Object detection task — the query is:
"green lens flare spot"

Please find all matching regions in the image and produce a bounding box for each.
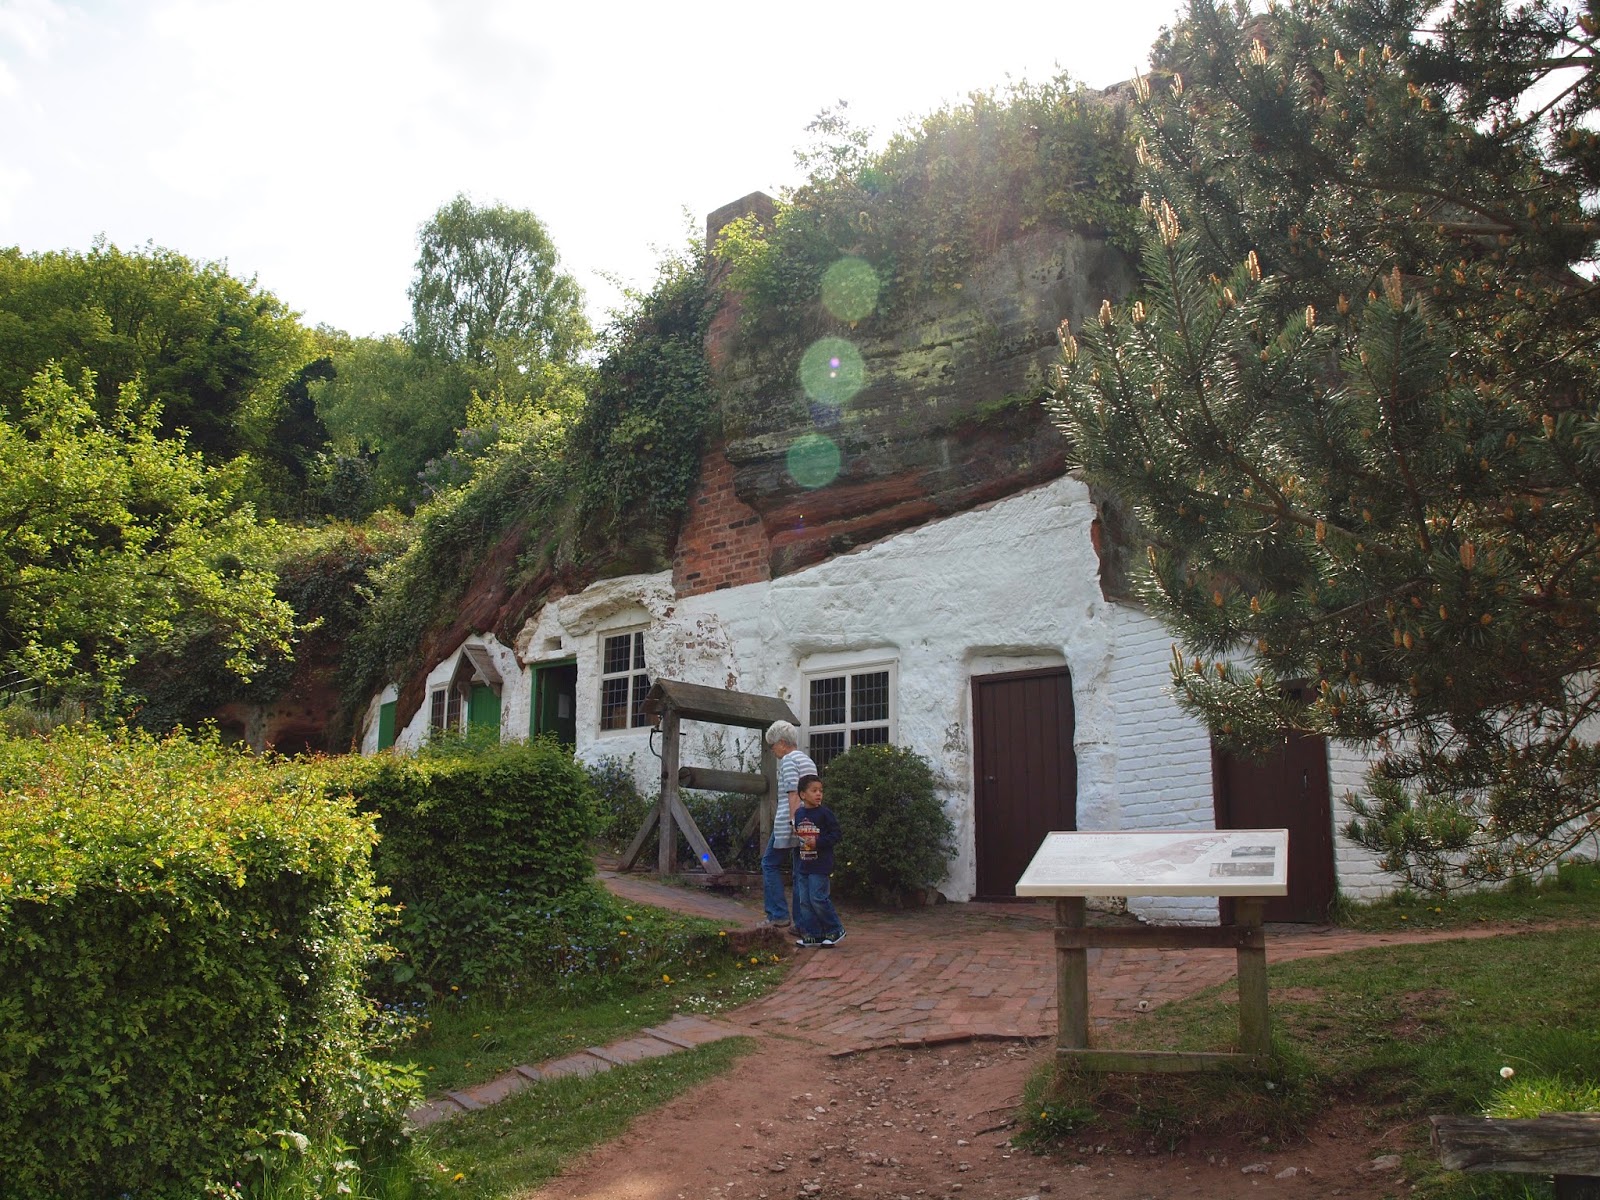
[787,434,842,490]
[799,337,865,406]
[821,257,880,322]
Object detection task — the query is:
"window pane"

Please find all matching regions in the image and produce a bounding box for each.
[809,676,846,727]
[430,688,446,730]
[630,672,651,727]
[632,632,646,672]
[600,676,630,730]
[603,634,633,676]
[446,688,462,728]
[851,725,890,748]
[851,671,890,723]
[809,730,846,771]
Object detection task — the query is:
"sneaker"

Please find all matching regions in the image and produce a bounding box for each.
[821,930,846,946]
[795,935,824,948]
[758,919,791,930]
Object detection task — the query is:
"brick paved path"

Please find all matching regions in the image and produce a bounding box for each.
[600,871,1519,1054]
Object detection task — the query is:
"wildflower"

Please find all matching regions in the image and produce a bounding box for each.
[719,930,727,937]
[453,1173,465,1182]
[1040,1111,1049,1119]
[662,974,673,984]
[750,956,759,964]
[625,915,633,921]
[1500,1066,1515,1079]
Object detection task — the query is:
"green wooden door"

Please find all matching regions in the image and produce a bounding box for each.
[532,660,578,748]
[468,684,501,736]
[376,700,397,750]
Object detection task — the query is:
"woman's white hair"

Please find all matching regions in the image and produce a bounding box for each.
[764,720,800,747]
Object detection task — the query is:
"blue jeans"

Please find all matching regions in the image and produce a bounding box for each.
[794,870,842,939]
[761,836,794,923]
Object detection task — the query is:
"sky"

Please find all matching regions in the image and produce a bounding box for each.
[0,0,1186,339]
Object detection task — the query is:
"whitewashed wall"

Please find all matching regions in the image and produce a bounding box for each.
[362,473,1400,916]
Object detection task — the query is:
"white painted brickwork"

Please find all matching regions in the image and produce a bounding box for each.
[363,474,1401,918]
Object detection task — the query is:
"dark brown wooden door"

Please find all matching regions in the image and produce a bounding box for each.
[1213,728,1336,923]
[972,667,1077,899]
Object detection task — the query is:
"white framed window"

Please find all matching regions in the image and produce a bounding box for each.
[429,685,462,732]
[599,627,650,731]
[803,659,897,770]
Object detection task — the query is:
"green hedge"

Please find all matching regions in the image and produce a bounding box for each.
[0,727,397,1200]
[338,736,598,991]
[824,745,955,906]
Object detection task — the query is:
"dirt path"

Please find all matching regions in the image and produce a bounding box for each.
[524,876,1504,1199]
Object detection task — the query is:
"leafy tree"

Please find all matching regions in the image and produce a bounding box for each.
[1050,0,1600,890]
[0,240,316,465]
[408,193,590,370]
[313,197,592,509]
[0,366,294,712]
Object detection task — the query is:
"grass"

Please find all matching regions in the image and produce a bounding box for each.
[1016,864,1600,1200]
[394,946,785,1093]
[415,1038,756,1197]
[1334,858,1600,932]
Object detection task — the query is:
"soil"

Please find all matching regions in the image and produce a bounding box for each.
[525,1036,1414,1200]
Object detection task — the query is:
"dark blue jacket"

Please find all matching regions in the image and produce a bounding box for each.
[793,803,842,875]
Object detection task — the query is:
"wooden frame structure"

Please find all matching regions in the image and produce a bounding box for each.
[1016,829,1289,1074]
[618,679,798,878]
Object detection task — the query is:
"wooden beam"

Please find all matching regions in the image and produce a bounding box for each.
[667,791,725,876]
[1431,1114,1600,1177]
[1054,925,1264,951]
[618,803,659,872]
[642,679,797,730]
[1056,897,1088,1051]
[1058,1048,1272,1075]
[1234,898,1271,1057]
[658,709,680,876]
[678,766,769,795]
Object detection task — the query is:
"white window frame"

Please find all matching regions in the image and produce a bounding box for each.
[801,657,898,770]
[429,683,463,733]
[597,626,651,733]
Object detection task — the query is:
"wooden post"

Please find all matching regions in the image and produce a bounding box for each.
[1235,897,1270,1057]
[657,707,680,876]
[1057,896,1088,1051]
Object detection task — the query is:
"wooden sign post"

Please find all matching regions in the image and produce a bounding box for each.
[1016,829,1289,1074]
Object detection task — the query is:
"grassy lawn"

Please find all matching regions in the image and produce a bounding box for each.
[1020,861,1600,1199]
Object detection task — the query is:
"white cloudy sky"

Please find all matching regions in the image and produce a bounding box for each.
[0,0,1184,338]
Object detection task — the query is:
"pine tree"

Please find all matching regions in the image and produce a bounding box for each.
[1051,0,1600,890]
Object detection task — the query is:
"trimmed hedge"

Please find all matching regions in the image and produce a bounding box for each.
[337,736,598,991]
[0,727,395,1200]
[824,744,955,906]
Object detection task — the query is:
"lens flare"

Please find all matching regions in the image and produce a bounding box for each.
[821,257,880,321]
[786,434,842,490]
[799,337,865,406]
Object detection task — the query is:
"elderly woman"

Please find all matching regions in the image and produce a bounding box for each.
[760,720,817,928]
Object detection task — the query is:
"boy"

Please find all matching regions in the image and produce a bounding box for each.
[791,774,845,948]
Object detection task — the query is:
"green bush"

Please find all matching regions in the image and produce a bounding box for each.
[824,745,954,906]
[338,737,598,991]
[585,754,652,853]
[0,727,406,1200]
[343,735,596,903]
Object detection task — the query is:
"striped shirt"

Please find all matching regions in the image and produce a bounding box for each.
[771,747,817,849]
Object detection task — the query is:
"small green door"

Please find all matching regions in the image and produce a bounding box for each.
[468,684,501,736]
[376,700,397,750]
[532,660,578,748]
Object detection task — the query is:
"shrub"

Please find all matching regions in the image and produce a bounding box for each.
[823,745,954,905]
[341,735,595,904]
[0,727,404,1200]
[586,754,652,853]
[337,737,598,992]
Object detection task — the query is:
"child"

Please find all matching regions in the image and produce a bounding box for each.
[791,774,845,948]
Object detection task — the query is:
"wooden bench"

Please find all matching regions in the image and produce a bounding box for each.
[1431,1113,1600,1199]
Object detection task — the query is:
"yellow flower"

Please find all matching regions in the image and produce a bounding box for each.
[453,1172,465,1182]
[718,931,727,937]
[662,974,672,984]
[625,915,633,921]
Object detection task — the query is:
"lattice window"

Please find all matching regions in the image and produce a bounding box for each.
[599,628,650,731]
[804,662,895,770]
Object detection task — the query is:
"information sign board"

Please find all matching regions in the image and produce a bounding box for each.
[1015,829,1289,897]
